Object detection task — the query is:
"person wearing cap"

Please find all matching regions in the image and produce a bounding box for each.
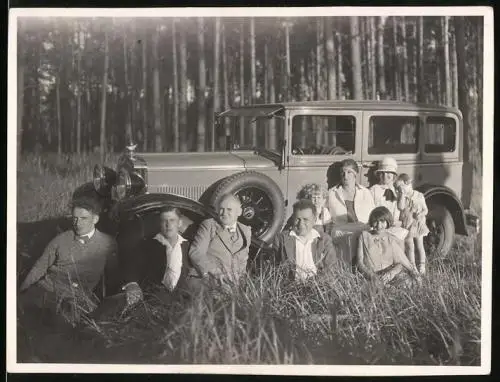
[19,196,118,325]
[370,157,401,225]
[327,159,375,268]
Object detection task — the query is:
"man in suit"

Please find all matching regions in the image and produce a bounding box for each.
[122,206,190,306]
[19,196,118,325]
[186,193,252,295]
[273,199,337,281]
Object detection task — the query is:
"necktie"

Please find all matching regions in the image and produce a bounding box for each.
[383,188,397,202]
[227,226,237,242]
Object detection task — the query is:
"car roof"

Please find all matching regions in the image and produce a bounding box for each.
[223,100,462,116]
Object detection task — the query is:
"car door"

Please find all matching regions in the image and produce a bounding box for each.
[285,109,363,218]
[420,113,463,200]
[359,110,424,188]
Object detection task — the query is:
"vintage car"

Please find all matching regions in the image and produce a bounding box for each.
[81,100,479,262]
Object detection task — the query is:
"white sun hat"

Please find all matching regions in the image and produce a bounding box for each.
[375,157,398,174]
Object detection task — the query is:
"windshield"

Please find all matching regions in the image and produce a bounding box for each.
[215,113,285,153]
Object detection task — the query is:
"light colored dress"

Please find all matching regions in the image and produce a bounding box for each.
[358,230,413,287]
[327,184,375,268]
[370,184,400,223]
[399,190,430,238]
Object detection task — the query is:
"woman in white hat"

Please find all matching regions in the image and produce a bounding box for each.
[370,157,408,241]
[370,157,401,224]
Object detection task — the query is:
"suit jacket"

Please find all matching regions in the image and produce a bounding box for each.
[272,229,338,279]
[188,218,252,280]
[125,236,191,291]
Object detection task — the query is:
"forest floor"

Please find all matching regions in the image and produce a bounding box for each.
[14,153,482,365]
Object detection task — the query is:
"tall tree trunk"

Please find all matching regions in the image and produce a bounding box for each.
[443,16,452,106]
[284,21,291,101]
[222,22,229,110]
[416,16,425,102]
[129,20,136,145]
[56,75,62,154]
[360,18,368,99]
[316,17,323,100]
[179,24,188,152]
[401,17,410,101]
[76,23,82,154]
[213,18,221,150]
[350,17,363,100]
[268,38,276,149]
[263,39,269,103]
[450,24,459,107]
[325,19,337,100]
[197,17,206,152]
[411,18,418,102]
[377,16,387,99]
[141,30,148,151]
[392,16,400,99]
[475,17,483,143]
[86,80,91,151]
[369,17,377,99]
[152,25,162,152]
[250,18,257,145]
[455,16,481,212]
[239,22,245,146]
[336,31,343,99]
[123,24,132,144]
[99,29,109,162]
[250,18,256,104]
[17,44,25,156]
[172,20,179,152]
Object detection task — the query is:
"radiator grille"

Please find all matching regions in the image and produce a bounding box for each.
[150,185,208,201]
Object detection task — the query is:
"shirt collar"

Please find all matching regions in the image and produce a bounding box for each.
[224,223,238,232]
[76,228,95,240]
[290,228,321,241]
[154,233,187,247]
[332,183,362,192]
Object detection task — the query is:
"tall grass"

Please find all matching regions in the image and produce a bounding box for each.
[16,154,482,365]
[17,152,118,222]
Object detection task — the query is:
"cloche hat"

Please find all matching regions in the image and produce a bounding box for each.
[375,157,398,174]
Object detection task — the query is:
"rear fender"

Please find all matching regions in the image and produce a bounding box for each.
[416,184,467,235]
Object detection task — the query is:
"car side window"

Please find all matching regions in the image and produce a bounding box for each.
[291,115,356,155]
[368,116,419,154]
[425,116,457,153]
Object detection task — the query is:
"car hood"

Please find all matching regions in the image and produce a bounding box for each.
[137,151,276,171]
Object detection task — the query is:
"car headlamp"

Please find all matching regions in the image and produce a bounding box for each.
[93,165,116,196]
[115,168,131,200]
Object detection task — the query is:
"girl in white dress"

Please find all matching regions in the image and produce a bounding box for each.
[395,173,430,275]
[356,206,420,287]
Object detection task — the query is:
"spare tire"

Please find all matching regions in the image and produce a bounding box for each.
[208,171,286,243]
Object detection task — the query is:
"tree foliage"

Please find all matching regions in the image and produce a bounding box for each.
[17,16,483,156]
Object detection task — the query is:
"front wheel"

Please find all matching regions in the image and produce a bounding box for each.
[208,172,286,243]
[424,204,455,259]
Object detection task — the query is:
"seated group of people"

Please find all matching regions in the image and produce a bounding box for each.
[18,156,429,326]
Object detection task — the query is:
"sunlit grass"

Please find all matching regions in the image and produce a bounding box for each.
[16,153,482,365]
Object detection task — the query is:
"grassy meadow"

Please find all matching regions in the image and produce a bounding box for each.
[15,153,482,365]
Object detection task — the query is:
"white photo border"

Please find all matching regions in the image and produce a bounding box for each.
[7,6,494,375]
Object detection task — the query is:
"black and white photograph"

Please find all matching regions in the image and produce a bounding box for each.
[7,7,493,375]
